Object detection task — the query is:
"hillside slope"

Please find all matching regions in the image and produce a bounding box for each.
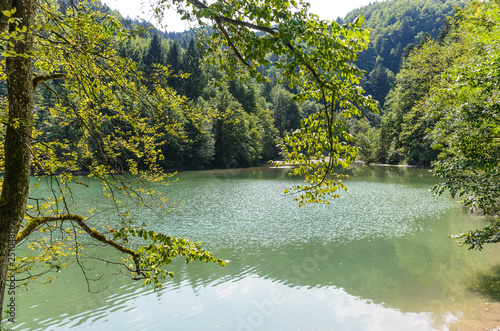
[344,0,465,106]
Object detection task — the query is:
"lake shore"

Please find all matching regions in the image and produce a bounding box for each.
[450,299,500,330]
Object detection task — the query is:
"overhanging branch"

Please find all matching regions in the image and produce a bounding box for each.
[214,18,250,67]
[184,0,279,67]
[184,0,326,91]
[16,214,145,278]
[33,73,66,88]
[16,214,138,258]
[16,214,81,243]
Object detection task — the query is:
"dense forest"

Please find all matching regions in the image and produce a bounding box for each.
[351,0,496,169]
[344,0,465,107]
[342,0,467,164]
[30,0,465,171]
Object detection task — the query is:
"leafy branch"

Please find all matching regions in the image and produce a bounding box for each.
[155,0,377,204]
[15,214,224,288]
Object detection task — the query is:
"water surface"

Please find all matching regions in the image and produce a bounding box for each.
[9,165,500,330]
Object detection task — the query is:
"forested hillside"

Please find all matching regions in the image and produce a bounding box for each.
[345,0,471,166]
[34,3,332,170]
[32,0,467,172]
[345,0,464,107]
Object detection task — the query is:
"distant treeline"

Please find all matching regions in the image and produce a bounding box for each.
[32,0,465,170]
[34,3,327,170]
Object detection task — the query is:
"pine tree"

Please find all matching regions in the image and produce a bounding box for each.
[182,38,204,100]
[144,34,164,70]
[166,40,183,93]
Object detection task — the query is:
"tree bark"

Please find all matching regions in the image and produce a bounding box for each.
[0,0,35,323]
[0,0,13,31]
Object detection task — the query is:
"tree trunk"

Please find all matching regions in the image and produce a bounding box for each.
[0,0,13,32]
[0,0,35,323]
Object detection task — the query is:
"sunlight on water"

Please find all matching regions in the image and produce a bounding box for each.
[8,165,500,330]
[150,167,451,249]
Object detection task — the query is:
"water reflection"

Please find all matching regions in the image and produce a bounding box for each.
[469,265,500,301]
[15,270,453,331]
[9,165,500,330]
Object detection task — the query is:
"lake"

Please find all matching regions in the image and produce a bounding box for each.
[8,165,500,330]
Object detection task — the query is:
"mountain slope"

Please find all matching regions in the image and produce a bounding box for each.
[343,0,466,106]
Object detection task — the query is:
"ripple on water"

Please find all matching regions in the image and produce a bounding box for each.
[155,178,453,249]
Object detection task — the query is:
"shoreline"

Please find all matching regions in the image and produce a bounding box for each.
[449,299,500,330]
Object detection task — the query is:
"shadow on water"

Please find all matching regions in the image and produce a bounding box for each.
[470,265,500,301]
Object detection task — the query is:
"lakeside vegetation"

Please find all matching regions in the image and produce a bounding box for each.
[29,0,467,171]
[1,0,500,327]
[29,0,500,220]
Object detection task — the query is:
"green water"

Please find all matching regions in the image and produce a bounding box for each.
[8,165,500,330]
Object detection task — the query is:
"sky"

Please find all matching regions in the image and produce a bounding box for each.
[101,0,385,32]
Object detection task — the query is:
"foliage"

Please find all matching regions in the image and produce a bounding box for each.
[268,85,301,137]
[344,0,465,109]
[165,39,184,93]
[365,56,394,108]
[349,118,379,163]
[452,220,500,251]
[182,37,205,100]
[2,0,224,289]
[144,34,164,70]
[201,85,263,166]
[376,36,463,166]
[430,0,500,218]
[115,227,225,287]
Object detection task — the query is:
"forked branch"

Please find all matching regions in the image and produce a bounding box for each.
[33,73,66,88]
[16,214,139,259]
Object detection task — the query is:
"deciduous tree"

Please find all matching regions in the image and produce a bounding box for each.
[0,0,377,322]
[0,1,224,321]
[429,0,500,248]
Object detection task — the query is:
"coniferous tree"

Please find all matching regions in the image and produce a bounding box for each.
[144,34,164,70]
[269,85,301,137]
[366,57,394,108]
[228,79,258,114]
[166,40,183,93]
[182,37,204,100]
